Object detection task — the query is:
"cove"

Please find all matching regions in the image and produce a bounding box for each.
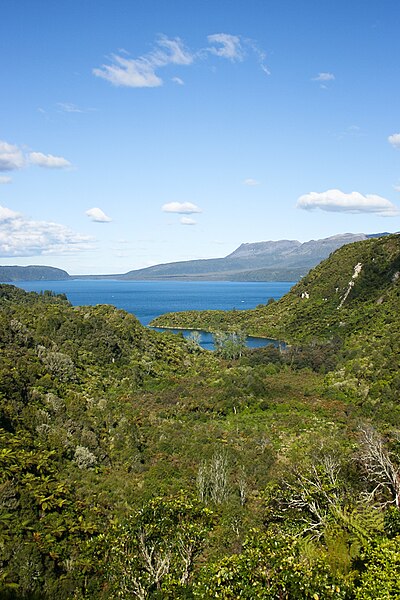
[151,327,282,352]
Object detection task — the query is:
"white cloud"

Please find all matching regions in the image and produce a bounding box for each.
[93,35,193,88]
[154,35,193,66]
[180,216,197,225]
[388,133,400,148]
[393,184,400,192]
[207,33,243,61]
[0,141,25,171]
[0,205,19,220]
[0,176,11,184]
[0,140,72,172]
[243,178,260,186]
[162,201,202,214]
[29,152,72,169]
[0,204,94,257]
[297,189,399,216]
[312,72,335,82]
[94,33,269,88]
[93,54,163,88]
[85,207,112,222]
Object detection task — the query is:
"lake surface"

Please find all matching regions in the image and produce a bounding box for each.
[9,280,295,349]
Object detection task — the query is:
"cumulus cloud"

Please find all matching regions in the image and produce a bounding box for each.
[0,176,11,184]
[297,189,399,217]
[0,141,25,171]
[207,33,243,61]
[0,204,94,257]
[93,35,193,88]
[180,216,197,225]
[388,133,400,148]
[85,207,112,222]
[162,201,202,214]
[0,139,72,172]
[312,72,335,82]
[243,178,260,186]
[29,152,72,169]
[94,33,269,88]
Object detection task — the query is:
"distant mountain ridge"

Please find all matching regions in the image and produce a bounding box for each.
[0,233,393,282]
[119,233,389,282]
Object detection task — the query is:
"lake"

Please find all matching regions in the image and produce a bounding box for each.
[9,280,295,349]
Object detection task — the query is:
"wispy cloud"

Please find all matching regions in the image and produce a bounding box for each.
[0,204,94,257]
[297,189,399,216]
[312,72,335,82]
[207,33,243,61]
[180,216,197,225]
[243,178,260,186]
[162,201,202,214]
[57,102,84,113]
[86,207,112,222]
[93,35,193,88]
[312,72,335,89]
[0,176,12,184]
[334,125,363,140]
[246,39,270,75]
[0,139,72,172]
[388,133,400,148]
[94,33,269,88]
[29,152,72,169]
[0,141,25,171]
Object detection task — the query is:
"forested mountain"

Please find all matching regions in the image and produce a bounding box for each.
[1,236,400,599]
[0,266,70,281]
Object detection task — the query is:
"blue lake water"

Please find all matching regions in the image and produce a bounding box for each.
[9,280,295,350]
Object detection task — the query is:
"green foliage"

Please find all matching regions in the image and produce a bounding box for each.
[1,273,400,598]
[194,529,349,599]
[213,330,247,359]
[99,494,214,598]
[355,536,400,599]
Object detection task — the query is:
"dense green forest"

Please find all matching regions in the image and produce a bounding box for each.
[1,234,400,598]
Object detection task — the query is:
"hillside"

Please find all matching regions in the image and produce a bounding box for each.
[0,265,70,281]
[1,241,400,598]
[152,234,400,408]
[152,234,400,338]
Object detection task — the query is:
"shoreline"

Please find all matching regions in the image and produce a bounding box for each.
[149,324,285,344]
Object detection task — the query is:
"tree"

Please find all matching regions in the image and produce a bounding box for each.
[194,529,349,599]
[213,331,246,359]
[101,494,214,598]
[358,425,400,508]
[186,331,202,353]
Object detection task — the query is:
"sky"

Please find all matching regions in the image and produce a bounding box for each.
[0,0,399,275]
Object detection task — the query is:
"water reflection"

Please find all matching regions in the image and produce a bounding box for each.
[151,327,281,352]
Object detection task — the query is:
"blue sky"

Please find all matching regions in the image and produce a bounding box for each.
[1,0,399,274]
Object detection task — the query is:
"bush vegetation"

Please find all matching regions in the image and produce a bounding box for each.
[1,234,400,598]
